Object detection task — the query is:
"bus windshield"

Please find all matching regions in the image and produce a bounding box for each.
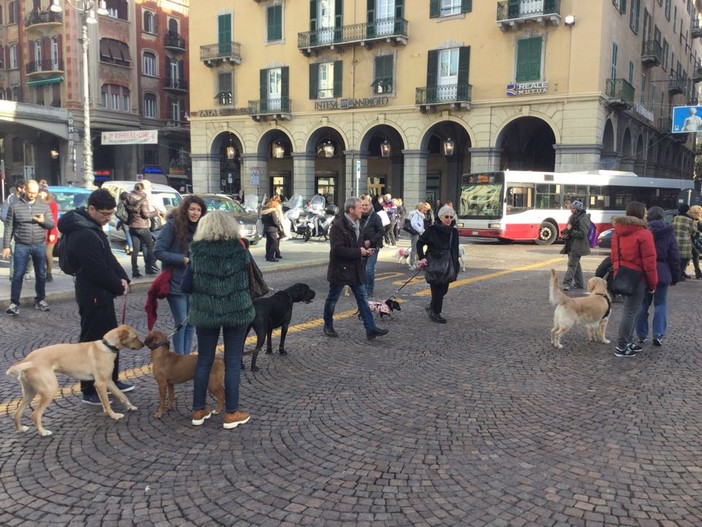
[458,173,503,219]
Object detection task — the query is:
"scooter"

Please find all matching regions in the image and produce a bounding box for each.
[301,195,338,242]
[284,195,309,238]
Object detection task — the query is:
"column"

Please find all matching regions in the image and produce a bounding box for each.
[292,152,316,198]
[401,149,428,207]
[553,144,604,171]
[468,147,502,172]
[190,153,218,193]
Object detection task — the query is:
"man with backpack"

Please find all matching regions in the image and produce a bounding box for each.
[559,200,591,291]
[57,188,134,404]
[126,182,159,278]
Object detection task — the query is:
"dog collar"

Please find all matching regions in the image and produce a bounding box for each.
[596,293,612,319]
[147,339,170,351]
[101,339,121,353]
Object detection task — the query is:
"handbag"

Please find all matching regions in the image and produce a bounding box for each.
[610,236,642,296]
[424,231,457,285]
[691,231,702,253]
[402,217,418,235]
[239,239,269,299]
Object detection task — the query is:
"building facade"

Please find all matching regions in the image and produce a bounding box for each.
[0,0,190,190]
[188,0,702,209]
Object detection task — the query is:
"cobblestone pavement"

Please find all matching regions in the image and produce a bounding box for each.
[2,243,702,526]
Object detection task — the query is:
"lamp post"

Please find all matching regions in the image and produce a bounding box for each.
[50,0,108,188]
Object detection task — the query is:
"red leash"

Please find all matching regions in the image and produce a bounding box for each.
[121,289,128,324]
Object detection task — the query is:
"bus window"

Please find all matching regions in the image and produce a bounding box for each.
[608,186,635,210]
[588,186,606,209]
[459,181,503,218]
[535,183,560,209]
[563,185,588,209]
[505,186,533,214]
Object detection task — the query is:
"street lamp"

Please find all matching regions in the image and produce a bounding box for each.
[50,0,108,188]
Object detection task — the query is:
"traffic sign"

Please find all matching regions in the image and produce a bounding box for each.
[250,167,260,186]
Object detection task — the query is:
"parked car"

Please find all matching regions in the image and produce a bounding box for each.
[48,186,93,219]
[186,193,262,244]
[101,180,182,243]
[596,209,677,248]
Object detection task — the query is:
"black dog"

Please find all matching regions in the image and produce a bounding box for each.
[246,283,316,372]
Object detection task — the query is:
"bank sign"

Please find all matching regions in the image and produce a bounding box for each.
[672,105,702,133]
[506,81,548,96]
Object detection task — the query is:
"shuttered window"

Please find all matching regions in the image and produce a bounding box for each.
[516,37,542,82]
[267,5,283,41]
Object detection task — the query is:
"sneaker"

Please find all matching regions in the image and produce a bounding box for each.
[323,327,339,338]
[653,338,663,347]
[6,303,19,316]
[82,392,108,406]
[638,337,648,344]
[34,300,50,312]
[223,411,251,429]
[628,343,643,353]
[192,408,212,426]
[614,344,639,358]
[109,380,134,393]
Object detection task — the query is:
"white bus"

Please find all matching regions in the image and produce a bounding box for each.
[456,170,697,244]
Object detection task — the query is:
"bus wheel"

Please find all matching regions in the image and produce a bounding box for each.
[535,222,558,245]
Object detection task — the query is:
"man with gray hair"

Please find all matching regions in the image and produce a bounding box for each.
[323,196,389,340]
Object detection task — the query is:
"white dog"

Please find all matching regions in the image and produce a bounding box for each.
[395,247,412,266]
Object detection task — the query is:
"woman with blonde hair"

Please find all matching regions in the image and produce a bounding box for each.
[181,210,254,429]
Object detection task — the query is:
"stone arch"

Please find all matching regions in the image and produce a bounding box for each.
[495,116,557,171]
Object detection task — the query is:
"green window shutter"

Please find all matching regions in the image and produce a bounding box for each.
[395,0,404,17]
[310,0,317,32]
[260,69,267,112]
[281,67,289,110]
[430,0,440,18]
[427,50,438,88]
[309,63,319,99]
[367,0,375,38]
[508,0,519,18]
[267,5,282,41]
[333,61,343,97]
[457,46,470,85]
[334,0,343,42]
[516,37,542,82]
[461,0,472,13]
[218,14,231,44]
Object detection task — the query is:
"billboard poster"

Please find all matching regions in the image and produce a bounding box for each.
[672,106,702,133]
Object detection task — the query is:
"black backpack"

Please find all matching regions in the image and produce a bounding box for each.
[58,230,103,276]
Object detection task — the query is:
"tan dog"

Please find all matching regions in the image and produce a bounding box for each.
[144,331,225,419]
[6,324,144,437]
[549,269,611,349]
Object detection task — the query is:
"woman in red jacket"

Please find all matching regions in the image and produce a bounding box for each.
[611,201,658,358]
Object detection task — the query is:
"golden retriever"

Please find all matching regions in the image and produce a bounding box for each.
[6,324,144,436]
[549,269,611,349]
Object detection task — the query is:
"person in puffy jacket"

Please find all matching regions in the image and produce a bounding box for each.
[559,200,591,290]
[611,201,658,358]
[635,206,680,348]
[126,182,159,278]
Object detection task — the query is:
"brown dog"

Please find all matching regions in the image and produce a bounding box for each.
[6,324,144,437]
[144,331,225,419]
[549,269,612,349]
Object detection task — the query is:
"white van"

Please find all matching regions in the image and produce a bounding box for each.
[102,180,182,243]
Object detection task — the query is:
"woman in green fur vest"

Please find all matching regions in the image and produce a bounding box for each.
[182,210,255,430]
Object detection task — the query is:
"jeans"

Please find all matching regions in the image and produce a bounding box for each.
[616,280,647,347]
[563,253,584,288]
[166,294,194,354]
[636,283,669,340]
[118,221,133,250]
[364,249,380,295]
[130,227,154,273]
[429,282,450,315]
[323,282,376,332]
[193,325,247,413]
[10,242,46,305]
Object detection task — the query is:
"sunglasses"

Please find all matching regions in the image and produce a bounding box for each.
[442,215,454,219]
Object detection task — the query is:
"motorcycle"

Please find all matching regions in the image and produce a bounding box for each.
[284,195,309,238]
[300,195,339,242]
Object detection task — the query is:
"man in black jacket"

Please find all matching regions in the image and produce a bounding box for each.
[322,196,389,341]
[57,189,135,405]
[2,179,54,315]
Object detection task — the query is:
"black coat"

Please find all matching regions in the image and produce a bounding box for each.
[360,210,384,249]
[58,208,128,308]
[326,214,366,285]
[416,222,460,282]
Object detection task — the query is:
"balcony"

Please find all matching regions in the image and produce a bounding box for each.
[248,97,291,122]
[496,0,560,30]
[668,75,686,95]
[415,84,472,112]
[200,42,242,67]
[693,18,702,39]
[298,18,408,55]
[641,40,662,67]
[26,59,64,77]
[605,78,634,109]
[24,9,62,34]
[694,65,702,83]
[164,32,186,53]
[164,78,188,93]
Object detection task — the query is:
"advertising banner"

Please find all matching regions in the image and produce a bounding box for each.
[101,130,158,145]
[672,106,702,133]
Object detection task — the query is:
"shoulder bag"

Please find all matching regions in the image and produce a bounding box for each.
[402,216,418,235]
[610,235,643,296]
[240,239,269,299]
[424,230,457,285]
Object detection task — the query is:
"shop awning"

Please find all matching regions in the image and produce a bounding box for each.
[27,76,63,87]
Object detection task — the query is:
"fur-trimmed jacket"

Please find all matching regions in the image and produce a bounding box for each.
[326,214,366,285]
[611,215,658,291]
[186,238,255,328]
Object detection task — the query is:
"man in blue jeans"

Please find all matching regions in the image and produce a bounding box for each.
[2,180,54,315]
[323,196,389,341]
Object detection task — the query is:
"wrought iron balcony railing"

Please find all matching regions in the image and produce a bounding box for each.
[164,78,188,92]
[496,0,560,27]
[200,42,242,66]
[668,74,686,95]
[248,97,292,121]
[164,32,186,51]
[605,78,635,104]
[25,9,63,28]
[298,18,408,53]
[26,59,64,75]
[641,40,662,66]
[692,18,702,39]
[415,84,472,108]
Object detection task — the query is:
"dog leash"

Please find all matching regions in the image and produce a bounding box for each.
[390,266,425,299]
[120,290,128,324]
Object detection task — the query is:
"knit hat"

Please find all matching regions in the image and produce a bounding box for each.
[678,203,690,215]
[570,200,584,211]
